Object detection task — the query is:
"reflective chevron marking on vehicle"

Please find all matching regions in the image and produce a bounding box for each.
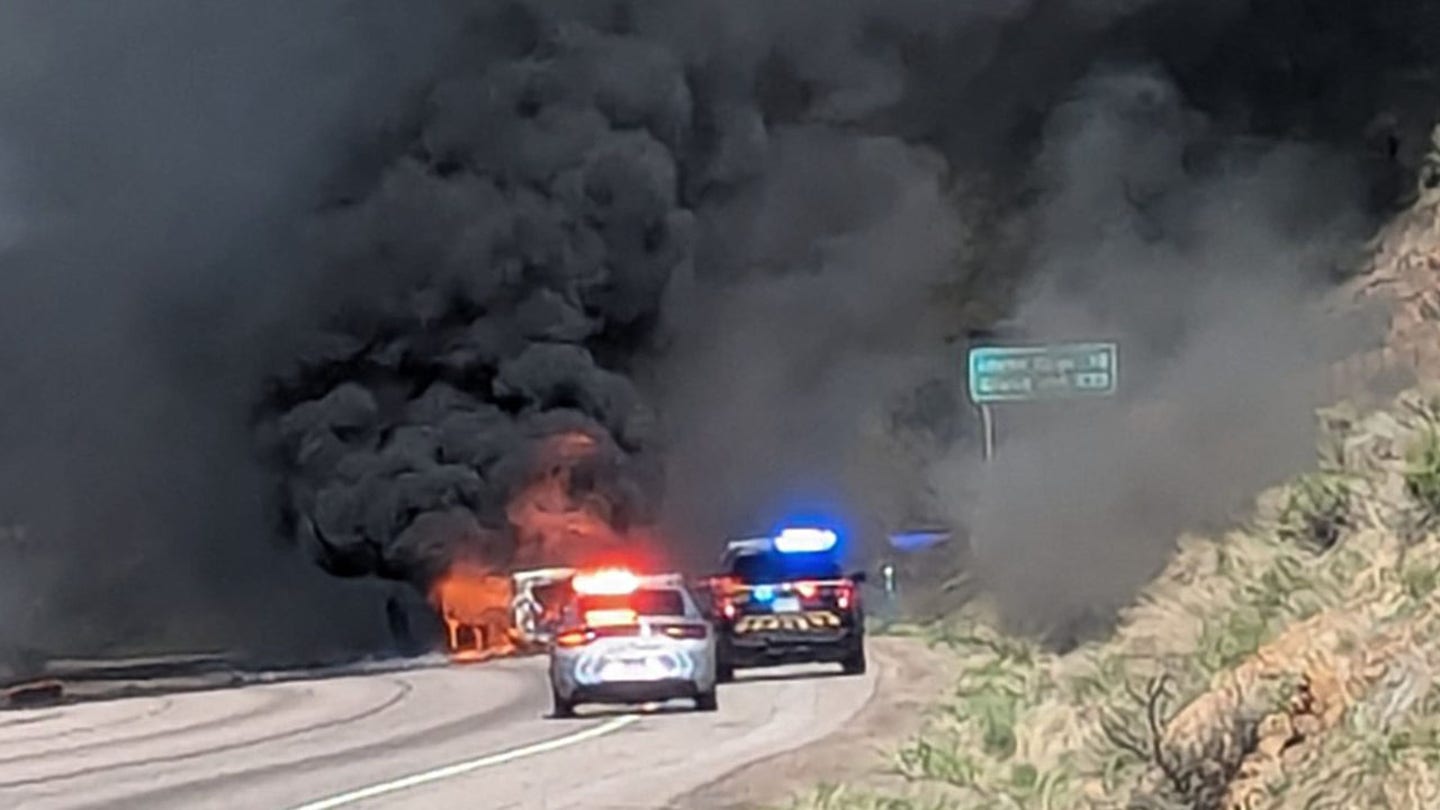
[734,611,841,633]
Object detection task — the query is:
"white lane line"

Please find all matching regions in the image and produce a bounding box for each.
[286,713,641,810]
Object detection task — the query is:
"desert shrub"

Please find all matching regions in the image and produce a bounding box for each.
[1403,423,1440,520]
[1277,473,1352,551]
[1194,606,1271,674]
[784,783,950,810]
[895,737,985,787]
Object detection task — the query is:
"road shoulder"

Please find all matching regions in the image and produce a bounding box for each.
[672,635,950,810]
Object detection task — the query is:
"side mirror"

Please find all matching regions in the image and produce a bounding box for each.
[849,570,868,583]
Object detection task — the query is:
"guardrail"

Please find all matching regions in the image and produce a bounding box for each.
[38,653,238,681]
[2,679,64,708]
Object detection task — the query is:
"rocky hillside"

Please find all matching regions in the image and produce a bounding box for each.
[1335,124,1440,392]
[783,146,1440,810]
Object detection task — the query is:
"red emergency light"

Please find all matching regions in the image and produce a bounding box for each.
[571,568,641,596]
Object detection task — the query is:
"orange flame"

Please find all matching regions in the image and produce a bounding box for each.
[429,563,516,660]
[428,429,666,664]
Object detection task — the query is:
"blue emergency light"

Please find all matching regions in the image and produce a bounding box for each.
[773,527,838,554]
[888,529,951,552]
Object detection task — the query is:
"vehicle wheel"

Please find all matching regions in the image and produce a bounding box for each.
[551,685,576,719]
[715,638,736,683]
[841,642,867,676]
[694,689,718,712]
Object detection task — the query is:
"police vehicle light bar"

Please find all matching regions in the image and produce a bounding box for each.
[572,568,640,595]
[773,527,838,553]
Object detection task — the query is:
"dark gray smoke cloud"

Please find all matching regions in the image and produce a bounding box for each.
[653,129,963,556]
[650,0,1437,580]
[0,1,458,661]
[938,68,1379,641]
[3,0,1437,662]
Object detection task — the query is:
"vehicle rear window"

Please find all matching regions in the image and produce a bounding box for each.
[578,588,685,617]
[533,582,571,609]
[730,551,842,583]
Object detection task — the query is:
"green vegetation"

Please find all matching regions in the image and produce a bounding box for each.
[1402,404,1440,520]
[1277,471,1352,551]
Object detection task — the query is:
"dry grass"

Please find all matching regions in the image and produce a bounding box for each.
[782,386,1440,810]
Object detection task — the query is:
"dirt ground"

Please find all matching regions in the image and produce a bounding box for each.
[673,635,952,810]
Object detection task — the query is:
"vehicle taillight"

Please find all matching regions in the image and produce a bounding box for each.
[721,599,736,620]
[591,624,640,639]
[660,623,708,640]
[836,583,853,610]
[555,629,591,647]
[555,622,642,646]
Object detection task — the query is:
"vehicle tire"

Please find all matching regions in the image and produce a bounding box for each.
[551,685,576,719]
[694,689,718,712]
[841,641,867,676]
[715,638,736,683]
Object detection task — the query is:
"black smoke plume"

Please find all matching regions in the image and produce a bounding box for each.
[256,12,692,587]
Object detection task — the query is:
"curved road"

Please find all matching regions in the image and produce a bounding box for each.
[0,648,885,809]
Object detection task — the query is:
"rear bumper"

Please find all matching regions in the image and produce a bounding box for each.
[723,629,862,668]
[570,678,705,705]
[550,643,716,702]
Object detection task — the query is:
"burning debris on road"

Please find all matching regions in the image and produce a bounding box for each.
[428,562,516,661]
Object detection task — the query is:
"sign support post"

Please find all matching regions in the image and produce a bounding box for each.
[979,403,995,461]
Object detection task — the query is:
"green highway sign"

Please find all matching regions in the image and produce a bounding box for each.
[967,342,1117,404]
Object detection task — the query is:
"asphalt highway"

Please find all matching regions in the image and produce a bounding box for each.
[0,648,883,809]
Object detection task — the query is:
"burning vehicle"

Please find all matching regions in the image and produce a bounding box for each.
[428,564,580,660]
[414,428,658,662]
[510,567,578,652]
